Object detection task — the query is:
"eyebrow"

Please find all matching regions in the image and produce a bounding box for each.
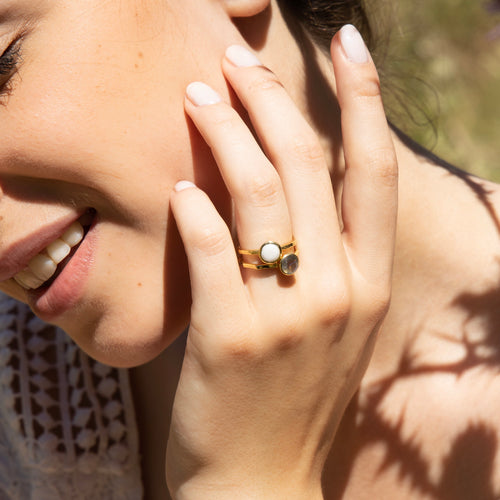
[0,3,40,45]
[0,5,20,29]
[0,0,40,26]
[0,0,16,21]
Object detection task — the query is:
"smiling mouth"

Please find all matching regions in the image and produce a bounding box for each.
[13,209,96,290]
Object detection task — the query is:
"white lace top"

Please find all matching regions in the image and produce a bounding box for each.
[0,293,143,499]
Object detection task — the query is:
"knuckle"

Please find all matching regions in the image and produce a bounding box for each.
[219,336,267,362]
[219,315,307,360]
[325,293,352,326]
[216,333,262,362]
[205,106,240,131]
[247,70,284,95]
[366,147,398,187]
[288,132,325,166]
[352,73,382,101]
[269,315,305,352]
[194,316,263,364]
[314,282,352,328]
[272,329,305,352]
[369,288,392,318]
[244,172,282,208]
[358,284,392,324]
[191,226,228,257]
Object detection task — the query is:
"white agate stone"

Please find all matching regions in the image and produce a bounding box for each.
[260,242,281,263]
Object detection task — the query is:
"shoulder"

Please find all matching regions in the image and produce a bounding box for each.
[325,343,500,499]
[379,359,500,497]
[325,158,500,499]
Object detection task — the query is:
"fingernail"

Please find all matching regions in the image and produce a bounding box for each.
[174,181,196,192]
[186,82,222,106]
[339,24,369,64]
[225,45,262,68]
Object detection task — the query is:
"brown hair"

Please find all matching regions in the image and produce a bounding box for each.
[277,0,374,51]
[277,1,447,168]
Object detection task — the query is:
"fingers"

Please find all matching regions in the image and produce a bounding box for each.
[169,181,247,326]
[179,24,397,302]
[331,25,398,284]
[184,83,292,253]
[220,46,344,274]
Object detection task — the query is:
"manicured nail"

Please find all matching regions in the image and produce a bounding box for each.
[225,45,262,68]
[174,181,196,192]
[339,24,369,64]
[186,82,222,106]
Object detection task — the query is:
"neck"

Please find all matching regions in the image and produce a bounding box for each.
[264,22,500,381]
[131,10,500,494]
[366,132,500,383]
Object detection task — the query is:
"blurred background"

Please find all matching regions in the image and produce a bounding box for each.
[374,0,499,181]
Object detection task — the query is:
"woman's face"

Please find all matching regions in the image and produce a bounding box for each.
[0,0,237,366]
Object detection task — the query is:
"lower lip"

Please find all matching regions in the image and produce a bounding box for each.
[28,219,98,321]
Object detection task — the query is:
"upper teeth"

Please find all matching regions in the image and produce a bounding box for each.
[14,221,85,290]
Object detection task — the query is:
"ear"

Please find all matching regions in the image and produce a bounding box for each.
[220,0,270,18]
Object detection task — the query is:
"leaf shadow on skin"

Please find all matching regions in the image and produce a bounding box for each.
[323,167,500,499]
[325,280,500,498]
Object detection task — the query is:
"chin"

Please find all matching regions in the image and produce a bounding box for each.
[58,306,189,368]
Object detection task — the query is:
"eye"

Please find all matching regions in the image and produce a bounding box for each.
[0,38,23,101]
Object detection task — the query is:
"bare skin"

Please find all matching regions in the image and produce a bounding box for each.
[124,3,500,498]
[131,144,500,499]
[323,147,500,499]
[0,0,498,497]
[138,7,500,498]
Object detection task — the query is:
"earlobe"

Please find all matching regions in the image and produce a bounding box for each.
[221,0,270,18]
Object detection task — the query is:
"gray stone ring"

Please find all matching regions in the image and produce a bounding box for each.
[237,240,299,276]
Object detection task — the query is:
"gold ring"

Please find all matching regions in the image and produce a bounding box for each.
[237,239,299,276]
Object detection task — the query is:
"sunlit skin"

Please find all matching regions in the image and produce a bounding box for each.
[0,0,245,366]
[1,0,500,499]
[0,0,345,367]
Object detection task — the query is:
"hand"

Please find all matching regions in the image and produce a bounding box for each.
[167,25,398,499]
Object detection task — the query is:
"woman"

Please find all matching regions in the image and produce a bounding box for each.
[0,0,498,498]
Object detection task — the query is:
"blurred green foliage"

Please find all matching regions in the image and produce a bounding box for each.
[374,0,500,181]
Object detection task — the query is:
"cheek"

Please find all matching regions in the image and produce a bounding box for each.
[6,56,188,181]
[57,217,192,368]
[0,5,235,365]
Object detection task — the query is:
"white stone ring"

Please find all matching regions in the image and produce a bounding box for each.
[238,240,299,276]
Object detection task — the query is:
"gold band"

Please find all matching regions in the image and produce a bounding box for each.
[240,261,280,270]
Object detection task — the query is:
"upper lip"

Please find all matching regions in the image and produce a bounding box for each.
[0,212,85,282]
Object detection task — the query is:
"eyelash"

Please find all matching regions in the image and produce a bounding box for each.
[0,38,23,100]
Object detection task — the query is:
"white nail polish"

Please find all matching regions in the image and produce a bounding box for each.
[340,24,369,64]
[174,181,196,192]
[225,45,262,68]
[186,82,222,106]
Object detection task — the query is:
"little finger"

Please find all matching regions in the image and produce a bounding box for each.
[170,181,248,329]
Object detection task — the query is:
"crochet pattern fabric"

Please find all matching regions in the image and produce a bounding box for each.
[0,293,142,499]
